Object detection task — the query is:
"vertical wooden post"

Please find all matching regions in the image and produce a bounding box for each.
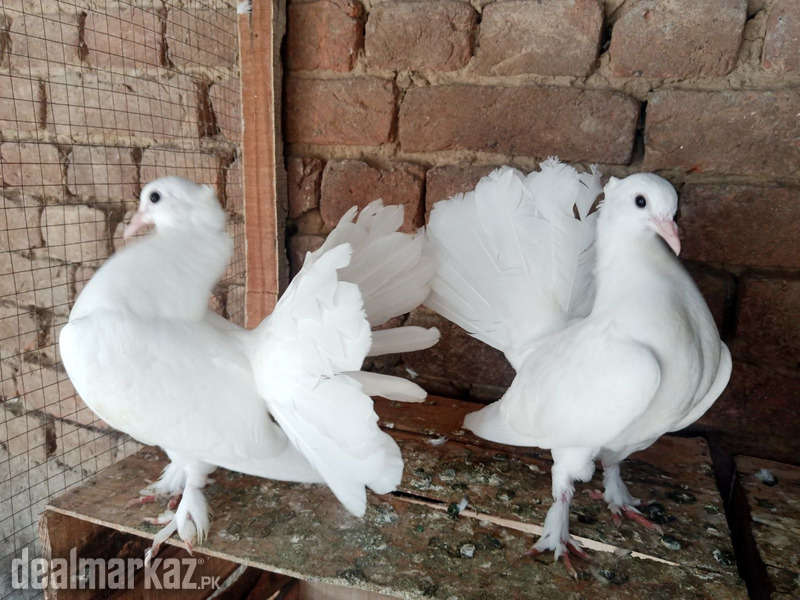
[238,0,288,327]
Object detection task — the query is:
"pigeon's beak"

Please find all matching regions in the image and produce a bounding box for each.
[123,209,151,240]
[652,217,681,256]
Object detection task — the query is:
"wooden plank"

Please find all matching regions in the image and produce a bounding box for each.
[299,581,396,600]
[736,456,800,598]
[43,450,745,599]
[238,0,288,326]
[39,510,240,600]
[393,431,737,573]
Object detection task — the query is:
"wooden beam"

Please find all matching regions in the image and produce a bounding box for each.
[238,0,288,327]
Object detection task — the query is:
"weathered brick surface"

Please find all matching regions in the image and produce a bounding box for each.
[763,0,800,73]
[41,205,111,266]
[287,157,324,219]
[7,12,80,71]
[734,277,800,370]
[288,234,325,278]
[7,252,70,313]
[0,74,40,132]
[47,72,197,141]
[399,85,639,163]
[0,196,44,253]
[287,0,364,72]
[0,143,62,196]
[285,78,396,146]
[644,90,800,177]
[366,1,475,72]
[475,0,602,76]
[402,307,515,390]
[67,146,138,200]
[166,9,238,68]
[140,149,220,185]
[683,263,733,334]
[609,0,746,78]
[82,9,161,69]
[696,362,800,463]
[679,185,800,269]
[425,165,496,215]
[209,78,242,142]
[320,160,424,232]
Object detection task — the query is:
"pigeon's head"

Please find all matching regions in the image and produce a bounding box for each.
[123,177,226,240]
[601,173,680,255]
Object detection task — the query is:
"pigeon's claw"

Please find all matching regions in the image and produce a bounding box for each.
[126,494,156,508]
[610,504,663,533]
[585,489,604,501]
[526,539,589,579]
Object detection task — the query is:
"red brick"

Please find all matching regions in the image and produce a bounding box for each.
[0,74,41,132]
[82,9,161,69]
[475,0,602,76]
[609,0,746,78]
[287,157,323,219]
[683,263,733,334]
[366,1,475,72]
[402,307,515,390]
[47,71,197,141]
[287,234,325,278]
[285,78,396,146]
[166,9,238,68]
[733,277,800,370]
[763,0,800,73]
[140,150,220,186]
[679,185,800,269]
[425,165,495,217]
[644,90,800,177]
[320,160,424,232]
[0,142,62,197]
[696,362,800,463]
[8,12,80,71]
[287,0,364,72]
[399,85,639,163]
[67,146,138,201]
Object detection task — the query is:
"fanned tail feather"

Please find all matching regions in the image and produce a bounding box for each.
[345,370,427,403]
[425,160,602,366]
[368,326,440,356]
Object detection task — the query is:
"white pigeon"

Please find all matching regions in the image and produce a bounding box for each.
[424,159,731,575]
[59,176,439,560]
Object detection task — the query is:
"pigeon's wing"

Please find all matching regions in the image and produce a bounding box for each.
[249,243,403,517]
[425,161,602,367]
[59,311,321,483]
[465,326,661,449]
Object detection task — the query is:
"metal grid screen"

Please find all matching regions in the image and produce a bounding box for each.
[0,0,244,594]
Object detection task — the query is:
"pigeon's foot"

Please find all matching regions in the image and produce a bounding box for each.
[174,486,210,552]
[609,504,662,533]
[526,538,589,579]
[126,493,157,508]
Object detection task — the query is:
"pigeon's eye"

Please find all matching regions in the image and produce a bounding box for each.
[149,191,161,204]
[635,195,647,208]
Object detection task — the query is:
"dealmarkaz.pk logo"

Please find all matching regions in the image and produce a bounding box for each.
[11,548,222,591]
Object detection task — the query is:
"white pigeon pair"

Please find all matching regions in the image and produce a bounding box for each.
[61,158,729,571]
[425,159,731,575]
[59,178,440,561]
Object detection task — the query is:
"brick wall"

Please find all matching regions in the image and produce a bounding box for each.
[0,0,243,580]
[282,0,800,463]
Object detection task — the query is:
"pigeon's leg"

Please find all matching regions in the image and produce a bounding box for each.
[129,460,187,508]
[600,459,661,532]
[527,447,596,578]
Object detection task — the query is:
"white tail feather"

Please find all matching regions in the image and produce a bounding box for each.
[425,160,602,367]
[369,326,440,356]
[345,371,427,403]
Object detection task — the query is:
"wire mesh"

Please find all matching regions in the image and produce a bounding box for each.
[0,0,244,595]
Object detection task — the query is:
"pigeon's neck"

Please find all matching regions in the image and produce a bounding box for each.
[593,220,677,309]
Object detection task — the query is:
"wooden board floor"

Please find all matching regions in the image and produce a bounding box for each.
[736,456,800,599]
[40,395,748,599]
